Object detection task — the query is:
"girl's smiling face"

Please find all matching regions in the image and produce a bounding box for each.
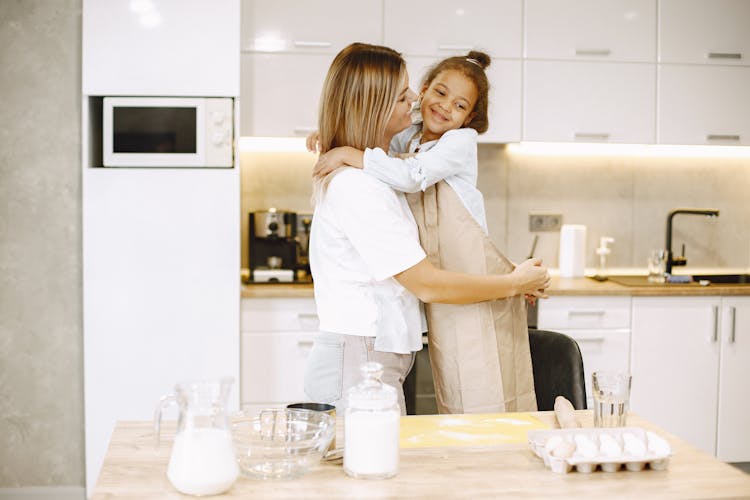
[419,69,478,142]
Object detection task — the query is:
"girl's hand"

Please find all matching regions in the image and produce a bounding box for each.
[312,147,364,178]
[306,131,320,153]
[511,258,551,296]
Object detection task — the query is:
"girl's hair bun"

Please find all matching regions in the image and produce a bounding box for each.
[466,50,491,70]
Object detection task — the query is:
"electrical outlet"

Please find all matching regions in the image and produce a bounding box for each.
[529,213,562,232]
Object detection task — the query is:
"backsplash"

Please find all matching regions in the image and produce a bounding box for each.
[240,146,750,271]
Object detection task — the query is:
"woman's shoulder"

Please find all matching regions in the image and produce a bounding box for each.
[328,167,394,195]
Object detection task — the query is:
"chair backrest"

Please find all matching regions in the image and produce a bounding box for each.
[528,329,587,411]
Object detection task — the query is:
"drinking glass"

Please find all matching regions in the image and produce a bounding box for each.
[592,371,632,427]
[647,249,668,283]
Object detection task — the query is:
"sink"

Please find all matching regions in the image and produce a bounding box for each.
[590,274,750,287]
[692,274,750,284]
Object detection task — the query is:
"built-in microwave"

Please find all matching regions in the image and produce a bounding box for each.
[102,97,233,167]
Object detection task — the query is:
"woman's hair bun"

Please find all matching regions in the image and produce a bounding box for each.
[466,50,491,70]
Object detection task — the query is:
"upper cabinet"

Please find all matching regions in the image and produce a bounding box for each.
[525,0,656,62]
[241,0,382,53]
[658,65,750,146]
[384,0,522,58]
[659,0,750,65]
[524,61,656,144]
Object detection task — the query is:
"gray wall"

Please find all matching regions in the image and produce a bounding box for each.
[240,147,750,271]
[0,0,85,492]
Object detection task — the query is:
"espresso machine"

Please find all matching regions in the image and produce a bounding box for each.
[248,209,312,283]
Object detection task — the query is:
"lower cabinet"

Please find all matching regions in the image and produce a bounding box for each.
[240,297,319,416]
[630,296,750,462]
[537,296,632,408]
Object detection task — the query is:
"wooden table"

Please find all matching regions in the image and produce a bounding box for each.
[93,411,750,499]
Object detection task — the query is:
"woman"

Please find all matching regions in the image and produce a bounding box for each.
[304,43,549,413]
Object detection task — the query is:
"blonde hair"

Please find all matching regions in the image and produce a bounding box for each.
[313,43,406,202]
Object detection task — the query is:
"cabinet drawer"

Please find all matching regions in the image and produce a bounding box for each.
[241,298,318,332]
[241,331,317,403]
[538,296,631,329]
[554,328,631,407]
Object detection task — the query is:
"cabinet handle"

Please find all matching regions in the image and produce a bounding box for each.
[568,310,606,317]
[297,340,314,348]
[707,52,742,60]
[575,48,611,57]
[293,40,332,48]
[729,306,737,343]
[575,337,605,343]
[574,132,610,141]
[438,44,474,51]
[293,126,317,136]
[706,134,740,142]
[712,306,719,342]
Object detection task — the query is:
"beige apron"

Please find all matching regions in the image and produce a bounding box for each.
[407,181,537,414]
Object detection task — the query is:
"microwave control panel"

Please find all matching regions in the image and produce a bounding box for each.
[205,98,234,167]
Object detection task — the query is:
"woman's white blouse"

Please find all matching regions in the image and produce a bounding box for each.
[309,168,427,354]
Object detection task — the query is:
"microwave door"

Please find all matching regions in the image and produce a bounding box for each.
[103,97,205,167]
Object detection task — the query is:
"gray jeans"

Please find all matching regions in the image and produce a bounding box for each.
[303,332,416,415]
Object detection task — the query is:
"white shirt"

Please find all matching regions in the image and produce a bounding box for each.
[310,168,427,354]
[363,125,488,232]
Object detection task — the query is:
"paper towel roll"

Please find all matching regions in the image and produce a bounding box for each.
[559,224,587,277]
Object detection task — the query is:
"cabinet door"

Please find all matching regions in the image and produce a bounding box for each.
[241,331,317,403]
[717,297,750,462]
[384,0,522,58]
[240,52,331,136]
[630,297,721,456]
[659,0,750,65]
[555,328,631,409]
[406,56,522,143]
[524,61,656,143]
[525,0,656,62]
[241,0,382,53]
[658,65,750,146]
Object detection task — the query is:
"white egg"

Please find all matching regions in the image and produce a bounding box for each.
[599,433,622,458]
[622,432,647,457]
[574,434,598,458]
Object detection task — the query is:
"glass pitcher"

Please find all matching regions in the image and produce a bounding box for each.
[154,377,239,496]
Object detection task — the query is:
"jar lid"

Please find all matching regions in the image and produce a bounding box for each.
[347,362,398,410]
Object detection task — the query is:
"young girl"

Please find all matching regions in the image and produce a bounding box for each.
[312,51,492,233]
[306,43,549,415]
[312,51,542,414]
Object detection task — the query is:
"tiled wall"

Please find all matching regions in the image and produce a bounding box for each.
[241,146,750,271]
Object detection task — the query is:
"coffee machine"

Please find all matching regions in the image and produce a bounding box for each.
[248,209,311,283]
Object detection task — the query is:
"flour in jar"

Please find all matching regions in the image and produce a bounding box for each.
[167,428,238,496]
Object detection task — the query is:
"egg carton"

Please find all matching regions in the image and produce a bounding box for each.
[528,427,672,474]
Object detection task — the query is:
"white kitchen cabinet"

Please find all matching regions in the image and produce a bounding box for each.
[240,0,382,53]
[659,0,750,65]
[240,298,319,415]
[631,296,750,462]
[537,296,632,407]
[524,0,656,62]
[406,56,522,143]
[240,52,331,136]
[716,297,750,462]
[384,0,522,58]
[523,61,656,143]
[658,65,750,146]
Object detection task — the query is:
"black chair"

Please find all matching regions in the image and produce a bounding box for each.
[528,329,587,411]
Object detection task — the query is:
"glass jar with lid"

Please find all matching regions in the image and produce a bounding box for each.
[343,361,400,479]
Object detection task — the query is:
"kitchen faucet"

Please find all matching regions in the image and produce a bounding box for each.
[665,208,720,274]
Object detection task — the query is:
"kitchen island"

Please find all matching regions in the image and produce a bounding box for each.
[92,411,750,499]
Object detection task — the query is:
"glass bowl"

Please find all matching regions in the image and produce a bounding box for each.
[232,408,335,480]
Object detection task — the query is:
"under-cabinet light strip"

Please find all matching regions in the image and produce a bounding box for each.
[507,142,750,158]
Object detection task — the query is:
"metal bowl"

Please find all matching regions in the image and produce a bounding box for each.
[232,408,335,480]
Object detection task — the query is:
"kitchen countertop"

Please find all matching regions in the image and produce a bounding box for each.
[93,411,750,499]
[242,271,750,298]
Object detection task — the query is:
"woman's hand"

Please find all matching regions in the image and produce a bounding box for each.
[312,146,365,178]
[511,258,551,297]
[306,131,320,153]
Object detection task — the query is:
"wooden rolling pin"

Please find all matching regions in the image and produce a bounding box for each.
[554,396,581,429]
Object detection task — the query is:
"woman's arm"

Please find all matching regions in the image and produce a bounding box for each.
[395,257,550,304]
